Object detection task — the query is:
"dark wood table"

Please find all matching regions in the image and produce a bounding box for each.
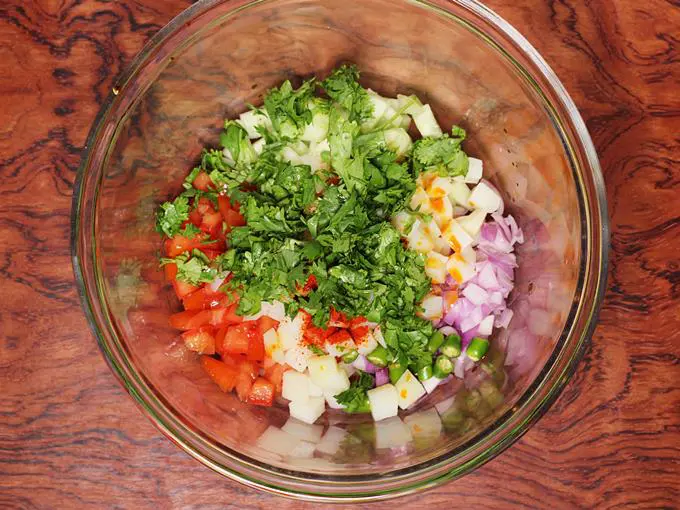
[1,1,678,508]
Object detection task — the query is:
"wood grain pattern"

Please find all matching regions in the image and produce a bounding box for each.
[0,0,678,508]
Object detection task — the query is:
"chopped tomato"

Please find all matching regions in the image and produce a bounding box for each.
[181,326,216,354]
[201,356,238,392]
[188,208,202,227]
[235,360,257,401]
[247,327,265,362]
[329,307,349,328]
[164,263,178,281]
[211,302,243,326]
[196,197,216,215]
[220,322,258,355]
[192,171,213,191]
[182,286,225,311]
[164,235,205,257]
[327,329,352,345]
[200,210,224,238]
[247,377,275,407]
[172,279,200,300]
[264,363,287,394]
[257,316,280,336]
[224,208,246,229]
[217,194,234,219]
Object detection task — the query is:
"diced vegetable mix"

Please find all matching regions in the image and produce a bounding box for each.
[156,65,523,424]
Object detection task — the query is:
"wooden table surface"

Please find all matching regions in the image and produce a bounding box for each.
[1,0,678,508]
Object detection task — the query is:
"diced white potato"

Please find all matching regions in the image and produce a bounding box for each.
[399,114,411,129]
[282,371,311,402]
[478,315,494,336]
[289,440,316,458]
[281,146,303,165]
[237,110,271,139]
[396,94,423,115]
[308,355,350,393]
[409,186,432,213]
[423,219,451,256]
[281,417,324,442]
[395,370,426,409]
[427,176,456,199]
[324,389,345,410]
[252,138,265,155]
[278,313,305,350]
[419,294,444,321]
[299,140,331,173]
[429,196,454,229]
[468,181,502,211]
[367,384,399,421]
[446,252,476,284]
[316,426,347,455]
[412,104,443,138]
[425,251,448,284]
[449,181,472,207]
[403,409,442,440]
[256,426,301,456]
[373,326,386,348]
[441,219,474,252]
[465,157,484,184]
[301,111,329,143]
[374,416,413,449]
[325,336,356,358]
[263,328,285,364]
[406,219,435,254]
[289,397,325,425]
[422,376,443,394]
[339,362,356,378]
[384,128,413,157]
[460,244,477,264]
[284,345,311,373]
[245,301,286,321]
[308,377,324,397]
[392,210,413,235]
[456,209,487,238]
[355,331,378,356]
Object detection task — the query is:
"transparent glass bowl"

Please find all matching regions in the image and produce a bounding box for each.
[72,0,608,501]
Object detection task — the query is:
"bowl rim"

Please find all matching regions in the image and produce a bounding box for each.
[71,0,609,501]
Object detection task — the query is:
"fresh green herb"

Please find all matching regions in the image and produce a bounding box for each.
[334,371,374,413]
[264,78,316,139]
[308,344,326,356]
[411,126,468,176]
[160,252,217,285]
[320,65,373,123]
[156,195,190,237]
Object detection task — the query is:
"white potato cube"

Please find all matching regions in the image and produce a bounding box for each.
[282,371,311,402]
[263,328,285,364]
[384,128,413,157]
[281,417,324,442]
[423,219,451,255]
[392,210,413,235]
[367,384,399,421]
[396,94,423,115]
[406,219,435,253]
[324,389,345,410]
[446,253,476,284]
[355,332,378,356]
[316,426,347,455]
[324,336,356,358]
[374,416,413,449]
[278,313,305,350]
[460,244,477,264]
[419,294,444,321]
[289,440,316,459]
[308,356,350,393]
[252,138,265,155]
[395,370,426,409]
[457,209,487,238]
[237,110,271,139]
[308,377,324,397]
[429,196,454,229]
[256,426,300,456]
[403,409,443,440]
[422,376,444,394]
[427,176,456,199]
[289,397,326,425]
[425,251,449,284]
[244,300,286,321]
[441,219,474,252]
[468,181,502,211]
[449,181,472,207]
[301,111,329,143]
[412,104,443,138]
[409,186,432,214]
[465,157,484,184]
[284,345,311,373]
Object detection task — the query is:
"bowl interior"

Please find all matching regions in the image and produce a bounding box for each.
[76,0,604,498]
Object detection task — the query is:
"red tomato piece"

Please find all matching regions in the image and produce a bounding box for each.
[188,208,202,227]
[247,377,275,407]
[164,235,205,257]
[172,279,200,300]
[200,210,224,238]
[217,194,234,219]
[210,303,244,327]
[247,328,265,362]
[192,171,213,191]
[224,208,246,229]
[221,322,257,355]
[201,356,238,392]
[181,326,216,355]
[169,309,211,330]
[164,263,178,281]
[263,363,287,394]
[196,197,216,215]
[182,286,225,311]
[257,316,280,336]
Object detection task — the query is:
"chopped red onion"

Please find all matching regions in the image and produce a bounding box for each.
[352,355,378,373]
[375,368,389,386]
[462,283,488,305]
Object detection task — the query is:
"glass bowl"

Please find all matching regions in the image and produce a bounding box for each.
[71,0,608,501]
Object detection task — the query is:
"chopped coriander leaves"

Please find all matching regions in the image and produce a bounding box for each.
[335,371,374,413]
[156,195,190,237]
